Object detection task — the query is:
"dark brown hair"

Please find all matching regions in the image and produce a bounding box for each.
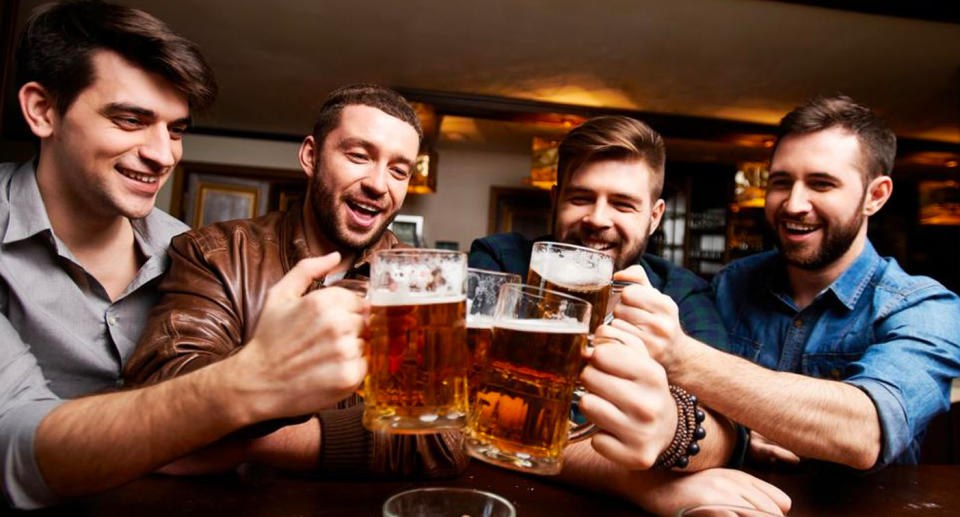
[774,95,896,180]
[557,115,666,199]
[15,0,217,114]
[311,84,422,149]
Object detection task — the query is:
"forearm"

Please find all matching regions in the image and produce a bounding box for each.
[250,417,321,471]
[668,337,881,469]
[559,440,678,509]
[35,358,254,496]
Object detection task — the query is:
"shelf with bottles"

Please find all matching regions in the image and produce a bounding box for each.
[725,204,773,262]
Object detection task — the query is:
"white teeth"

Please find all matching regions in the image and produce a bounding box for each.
[351,201,380,214]
[584,242,612,250]
[117,168,158,184]
[784,222,816,231]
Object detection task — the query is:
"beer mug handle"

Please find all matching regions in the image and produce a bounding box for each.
[568,385,597,442]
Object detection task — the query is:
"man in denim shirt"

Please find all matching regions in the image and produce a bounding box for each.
[614,95,960,470]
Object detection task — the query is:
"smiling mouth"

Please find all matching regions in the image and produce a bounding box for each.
[116,166,160,184]
[580,240,616,252]
[781,221,820,235]
[345,199,383,218]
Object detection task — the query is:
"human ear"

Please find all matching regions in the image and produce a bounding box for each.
[648,198,666,235]
[298,136,318,179]
[863,175,892,216]
[18,82,56,138]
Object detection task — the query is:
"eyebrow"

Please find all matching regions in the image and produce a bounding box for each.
[768,170,841,182]
[102,103,192,126]
[339,137,416,167]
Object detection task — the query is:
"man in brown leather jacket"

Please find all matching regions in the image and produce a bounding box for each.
[125,84,466,477]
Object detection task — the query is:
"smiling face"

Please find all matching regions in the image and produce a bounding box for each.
[553,158,665,271]
[765,127,873,271]
[305,104,420,252]
[40,50,190,221]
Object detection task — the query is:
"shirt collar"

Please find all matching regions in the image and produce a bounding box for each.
[824,240,881,310]
[768,241,881,312]
[3,160,54,244]
[3,159,171,264]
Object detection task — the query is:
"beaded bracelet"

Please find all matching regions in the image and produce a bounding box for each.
[652,385,706,470]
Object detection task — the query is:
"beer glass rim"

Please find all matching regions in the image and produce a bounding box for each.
[468,267,523,279]
[382,487,516,517]
[500,282,592,308]
[532,240,615,259]
[374,248,466,258]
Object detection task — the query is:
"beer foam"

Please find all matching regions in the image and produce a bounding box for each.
[494,317,587,334]
[466,314,495,329]
[529,250,613,287]
[369,292,465,306]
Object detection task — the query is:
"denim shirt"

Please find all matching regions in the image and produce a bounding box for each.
[713,240,960,467]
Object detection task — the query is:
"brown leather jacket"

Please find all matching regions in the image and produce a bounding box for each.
[124,208,467,478]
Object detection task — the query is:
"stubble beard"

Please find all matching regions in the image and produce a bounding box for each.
[310,178,393,254]
[777,210,864,271]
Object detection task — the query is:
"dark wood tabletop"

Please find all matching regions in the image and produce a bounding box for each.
[23,462,960,516]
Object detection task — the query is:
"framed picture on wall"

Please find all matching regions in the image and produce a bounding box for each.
[488,186,553,240]
[389,215,424,247]
[174,162,304,227]
[182,173,271,228]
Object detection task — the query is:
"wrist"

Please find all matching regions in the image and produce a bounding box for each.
[210,345,276,427]
[663,334,697,381]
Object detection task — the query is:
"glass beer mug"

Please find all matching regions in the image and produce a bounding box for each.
[363,249,469,433]
[466,283,595,475]
[527,241,614,334]
[466,268,522,404]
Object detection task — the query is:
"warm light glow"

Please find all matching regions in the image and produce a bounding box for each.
[946,160,959,168]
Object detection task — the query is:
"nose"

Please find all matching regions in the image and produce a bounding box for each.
[361,163,389,197]
[582,199,613,230]
[139,125,177,170]
[782,182,813,215]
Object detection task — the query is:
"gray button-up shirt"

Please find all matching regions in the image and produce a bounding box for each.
[0,160,187,508]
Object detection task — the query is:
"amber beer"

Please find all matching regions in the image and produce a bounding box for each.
[363,249,469,434]
[466,316,494,404]
[466,284,593,475]
[526,269,611,333]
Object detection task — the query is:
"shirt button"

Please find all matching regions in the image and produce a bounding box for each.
[830,368,842,380]
[107,314,117,326]
[793,318,803,327]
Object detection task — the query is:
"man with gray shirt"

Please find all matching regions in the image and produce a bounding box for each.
[1,1,368,508]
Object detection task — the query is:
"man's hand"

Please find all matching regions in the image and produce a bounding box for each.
[230,253,369,421]
[611,266,686,369]
[749,431,802,465]
[638,469,792,517]
[578,324,677,470]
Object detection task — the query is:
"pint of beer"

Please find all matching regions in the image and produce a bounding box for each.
[467,283,594,475]
[467,269,521,404]
[363,249,469,434]
[527,242,614,333]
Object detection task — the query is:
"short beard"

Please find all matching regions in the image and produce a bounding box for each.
[778,210,864,271]
[310,178,392,254]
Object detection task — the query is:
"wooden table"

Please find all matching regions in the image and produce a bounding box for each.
[23,462,960,516]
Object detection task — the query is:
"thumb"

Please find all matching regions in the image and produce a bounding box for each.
[613,265,650,286]
[272,252,342,298]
